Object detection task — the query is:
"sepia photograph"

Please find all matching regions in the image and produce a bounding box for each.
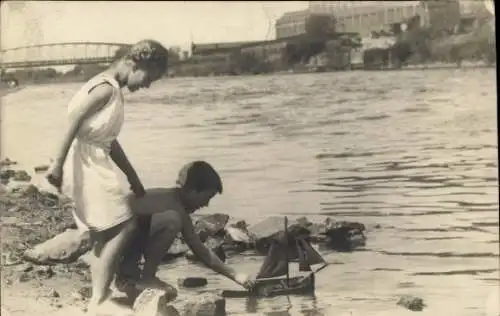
[0,1,498,315]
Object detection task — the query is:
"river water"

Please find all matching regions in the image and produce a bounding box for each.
[1,69,498,316]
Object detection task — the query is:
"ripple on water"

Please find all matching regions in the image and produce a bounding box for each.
[356,114,392,121]
[378,251,498,258]
[412,268,499,276]
[401,105,432,113]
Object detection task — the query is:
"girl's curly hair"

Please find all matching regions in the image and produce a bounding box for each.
[121,39,169,75]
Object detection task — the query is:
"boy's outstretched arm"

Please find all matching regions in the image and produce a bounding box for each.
[180,211,254,289]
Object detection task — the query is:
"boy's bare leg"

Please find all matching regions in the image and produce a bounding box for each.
[136,217,180,290]
[87,219,137,316]
[116,214,152,291]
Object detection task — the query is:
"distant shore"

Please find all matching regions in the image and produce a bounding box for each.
[1,60,495,91]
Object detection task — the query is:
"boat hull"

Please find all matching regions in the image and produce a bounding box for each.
[222,272,315,298]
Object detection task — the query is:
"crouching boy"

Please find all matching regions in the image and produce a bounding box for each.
[116,160,254,293]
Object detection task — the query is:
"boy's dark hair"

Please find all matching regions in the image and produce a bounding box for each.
[177,161,223,194]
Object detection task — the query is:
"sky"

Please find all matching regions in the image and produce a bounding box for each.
[1,1,490,53]
[1,1,309,52]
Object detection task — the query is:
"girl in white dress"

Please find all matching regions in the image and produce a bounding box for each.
[46,39,169,316]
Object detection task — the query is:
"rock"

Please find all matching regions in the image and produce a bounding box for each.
[134,288,180,316]
[224,220,253,252]
[323,218,366,252]
[49,289,60,298]
[77,252,93,267]
[162,283,179,302]
[10,184,59,207]
[249,217,285,241]
[205,237,226,261]
[248,217,286,254]
[194,213,230,241]
[38,191,60,207]
[185,252,196,262]
[294,216,328,243]
[18,272,31,282]
[178,277,208,288]
[1,182,77,273]
[35,265,54,279]
[0,169,15,182]
[73,286,92,300]
[231,220,249,232]
[249,217,312,255]
[0,169,33,183]
[1,251,22,266]
[181,292,226,316]
[52,264,71,274]
[15,263,33,272]
[12,170,31,182]
[186,237,226,262]
[23,229,92,265]
[34,165,50,173]
[11,183,39,196]
[7,205,27,213]
[163,237,190,261]
[0,158,17,167]
[397,295,425,311]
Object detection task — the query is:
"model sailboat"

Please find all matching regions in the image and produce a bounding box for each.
[222,217,328,298]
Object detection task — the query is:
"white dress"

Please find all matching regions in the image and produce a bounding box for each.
[63,73,133,232]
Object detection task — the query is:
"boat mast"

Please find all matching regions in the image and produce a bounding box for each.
[284,216,290,287]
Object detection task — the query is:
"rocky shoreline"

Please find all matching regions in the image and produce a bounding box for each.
[1,158,395,315]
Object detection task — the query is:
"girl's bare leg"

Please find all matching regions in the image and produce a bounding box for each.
[87,219,137,315]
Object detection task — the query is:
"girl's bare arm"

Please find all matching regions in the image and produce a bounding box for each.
[110,139,142,190]
[52,83,113,168]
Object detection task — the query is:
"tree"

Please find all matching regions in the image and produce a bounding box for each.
[228,51,272,75]
[282,39,327,67]
[282,43,301,67]
[305,14,336,39]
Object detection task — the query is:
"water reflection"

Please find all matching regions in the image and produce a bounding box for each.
[242,294,328,315]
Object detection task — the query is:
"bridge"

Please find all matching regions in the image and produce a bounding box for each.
[0,42,131,69]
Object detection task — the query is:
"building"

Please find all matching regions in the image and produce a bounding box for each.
[240,40,288,65]
[175,52,233,77]
[459,0,494,22]
[460,0,490,15]
[275,10,310,39]
[308,1,461,36]
[457,1,494,33]
[191,41,257,56]
[274,9,336,39]
[309,1,419,35]
[424,1,462,35]
[309,1,419,16]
